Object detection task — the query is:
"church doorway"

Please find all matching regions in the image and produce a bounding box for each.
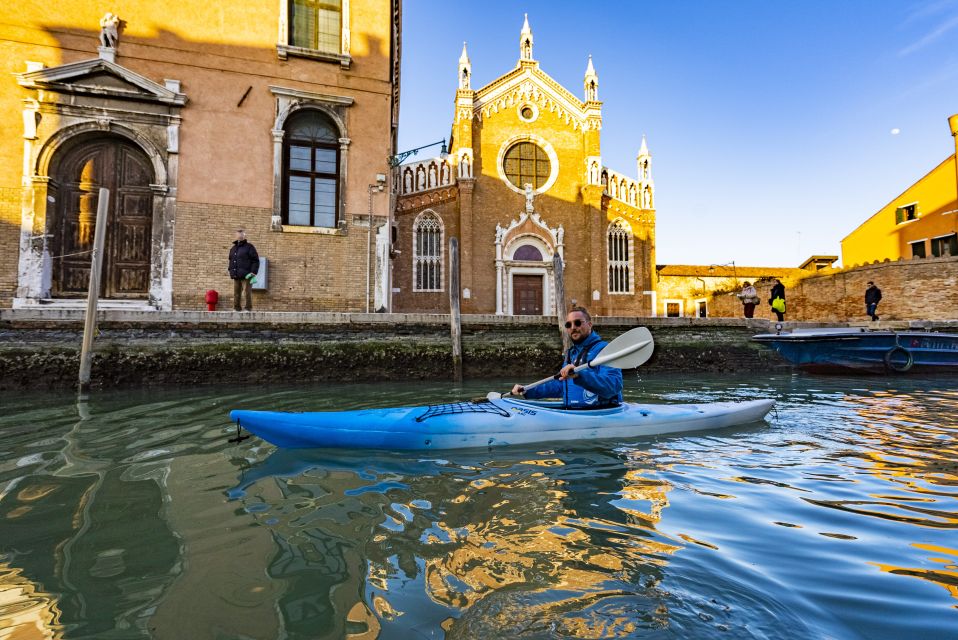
[512,274,543,315]
[51,136,154,298]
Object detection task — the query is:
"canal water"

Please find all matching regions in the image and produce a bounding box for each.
[0,373,955,639]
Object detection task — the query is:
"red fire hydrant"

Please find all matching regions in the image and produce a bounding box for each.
[205,289,219,311]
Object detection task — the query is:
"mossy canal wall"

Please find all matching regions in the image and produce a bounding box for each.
[1,310,806,390]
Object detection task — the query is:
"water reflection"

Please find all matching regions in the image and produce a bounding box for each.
[0,375,956,638]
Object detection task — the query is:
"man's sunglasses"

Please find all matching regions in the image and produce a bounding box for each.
[564,319,586,328]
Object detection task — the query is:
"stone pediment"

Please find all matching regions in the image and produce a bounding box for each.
[473,64,594,129]
[18,58,187,106]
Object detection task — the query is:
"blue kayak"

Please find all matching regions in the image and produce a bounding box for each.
[229,397,775,451]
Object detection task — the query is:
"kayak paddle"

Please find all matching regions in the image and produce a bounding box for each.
[487,326,655,400]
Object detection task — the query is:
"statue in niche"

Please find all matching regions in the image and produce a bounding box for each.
[459,153,471,178]
[589,162,599,184]
[403,169,412,193]
[557,225,565,246]
[428,163,437,188]
[441,162,450,184]
[416,166,426,190]
[99,13,120,48]
[524,183,535,215]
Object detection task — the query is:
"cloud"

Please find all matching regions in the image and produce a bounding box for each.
[900,7,958,56]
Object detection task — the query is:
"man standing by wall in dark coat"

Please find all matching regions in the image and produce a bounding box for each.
[228,229,260,312]
[865,281,882,321]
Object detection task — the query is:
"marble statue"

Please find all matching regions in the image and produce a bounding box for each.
[99,13,120,49]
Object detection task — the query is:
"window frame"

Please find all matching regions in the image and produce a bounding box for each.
[894,202,919,225]
[277,0,351,68]
[930,233,958,258]
[663,299,684,318]
[909,239,927,259]
[281,110,342,229]
[412,210,444,292]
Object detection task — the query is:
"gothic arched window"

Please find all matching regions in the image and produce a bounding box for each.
[413,211,443,291]
[283,109,340,227]
[608,219,632,294]
[503,142,550,190]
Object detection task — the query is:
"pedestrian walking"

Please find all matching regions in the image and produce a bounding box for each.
[737,281,759,318]
[769,278,786,322]
[865,280,882,321]
[228,229,260,312]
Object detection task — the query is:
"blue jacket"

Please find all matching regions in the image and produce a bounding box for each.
[523,331,624,408]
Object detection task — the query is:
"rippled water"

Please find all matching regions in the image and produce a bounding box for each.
[1,374,956,639]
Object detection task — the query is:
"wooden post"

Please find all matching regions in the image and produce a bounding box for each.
[449,237,463,383]
[78,187,110,391]
[553,252,570,353]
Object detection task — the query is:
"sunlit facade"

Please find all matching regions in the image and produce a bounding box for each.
[841,115,958,267]
[391,16,656,316]
[0,0,400,311]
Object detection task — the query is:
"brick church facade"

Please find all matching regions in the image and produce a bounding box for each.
[391,16,657,316]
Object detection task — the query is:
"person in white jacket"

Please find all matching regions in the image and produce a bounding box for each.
[737,282,759,318]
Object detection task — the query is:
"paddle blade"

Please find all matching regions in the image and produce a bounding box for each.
[589,327,655,370]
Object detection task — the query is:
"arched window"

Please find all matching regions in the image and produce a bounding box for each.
[283,109,340,227]
[608,219,632,294]
[413,212,443,291]
[512,244,543,261]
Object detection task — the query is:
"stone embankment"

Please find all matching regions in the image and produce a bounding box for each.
[1,308,944,390]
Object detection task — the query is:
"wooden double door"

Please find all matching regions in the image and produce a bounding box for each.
[52,137,154,298]
[513,274,543,315]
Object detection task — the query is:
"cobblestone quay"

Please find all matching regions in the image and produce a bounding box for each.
[0,310,836,390]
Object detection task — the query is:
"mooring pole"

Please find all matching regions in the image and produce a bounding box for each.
[78,187,109,391]
[449,237,463,383]
[553,252,570,353]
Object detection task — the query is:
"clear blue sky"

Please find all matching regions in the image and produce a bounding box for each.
[397,0,958,267]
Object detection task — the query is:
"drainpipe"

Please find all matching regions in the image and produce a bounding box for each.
[950,115,958,204]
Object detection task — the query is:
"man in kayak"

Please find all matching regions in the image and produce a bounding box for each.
[511,307,624,408]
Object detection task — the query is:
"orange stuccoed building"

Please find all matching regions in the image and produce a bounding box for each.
[391,16,656,317]
[0,1,400,311]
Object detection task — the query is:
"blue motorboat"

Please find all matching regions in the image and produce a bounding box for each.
[752,327,958,373]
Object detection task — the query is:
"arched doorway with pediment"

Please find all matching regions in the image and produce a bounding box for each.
[49,136,155,298]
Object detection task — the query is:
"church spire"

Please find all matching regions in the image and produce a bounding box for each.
[584,55,598,102]
[637,135,653,207]
[458,41,471,90]
[638,134,649,158]
[519,13,534,61]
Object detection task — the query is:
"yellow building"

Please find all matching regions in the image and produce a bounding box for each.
[391,16,656,316]
[842,115,958,267]
[0,1,400,311]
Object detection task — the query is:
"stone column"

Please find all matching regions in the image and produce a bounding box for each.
[270,129,284,231]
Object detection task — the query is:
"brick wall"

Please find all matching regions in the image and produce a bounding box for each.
[173,202,379,312]
[0,313,793,389]
[0,186,18,307]
[702,256,958,321]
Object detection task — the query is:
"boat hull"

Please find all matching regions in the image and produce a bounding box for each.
[229,397,775,450]
[753,330,958,374]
